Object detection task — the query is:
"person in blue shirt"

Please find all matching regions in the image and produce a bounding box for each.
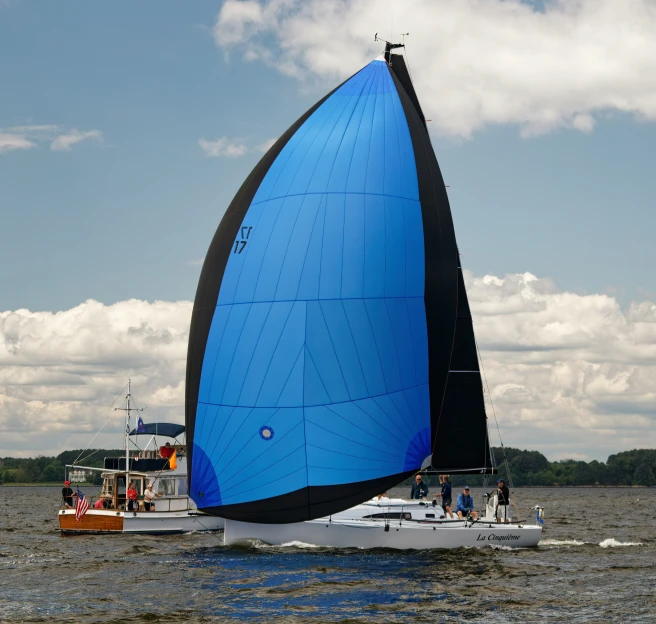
[455,486,478,519]
[437,475,454,518]
[409,474,429,499]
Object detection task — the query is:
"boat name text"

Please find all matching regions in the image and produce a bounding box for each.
[476,533,521,542]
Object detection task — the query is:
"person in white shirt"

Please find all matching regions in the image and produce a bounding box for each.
[143,482,161,511]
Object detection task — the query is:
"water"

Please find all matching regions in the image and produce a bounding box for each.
[1,486,654,622]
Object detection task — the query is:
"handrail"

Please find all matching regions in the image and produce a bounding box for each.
[59,494,191,513]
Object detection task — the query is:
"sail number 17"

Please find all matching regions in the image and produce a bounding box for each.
[233,226,253,254]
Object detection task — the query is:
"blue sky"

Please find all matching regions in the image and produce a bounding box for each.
[1,0,655,459]
[2,0,655,312]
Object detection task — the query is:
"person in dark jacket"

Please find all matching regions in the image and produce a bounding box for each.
[61,480,75,508]
[439,475,454,518]
[496,478,510,523]
[410,474,429,499]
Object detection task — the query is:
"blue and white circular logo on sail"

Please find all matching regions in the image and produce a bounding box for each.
[259,426,274,441]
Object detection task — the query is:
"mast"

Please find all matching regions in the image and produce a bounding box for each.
[115,379,144,488]
[125,379,131,486]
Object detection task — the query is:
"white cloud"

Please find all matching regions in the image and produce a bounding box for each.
[1,276,655,460]
[50,129,103,152]
[256,137,277,153]
[0,133,36,153]
[0,124,103,154]
[213,0,656,137]
[0,299,191,456]
[199,136,249,158]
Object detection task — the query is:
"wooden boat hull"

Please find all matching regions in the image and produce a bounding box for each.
[59,509,224,534]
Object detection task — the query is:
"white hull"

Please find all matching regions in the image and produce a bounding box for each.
[225,517,541,549]
[122,511,224,534]
[223,497,542,550]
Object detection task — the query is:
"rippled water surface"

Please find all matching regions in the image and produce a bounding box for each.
[1,486,654,622]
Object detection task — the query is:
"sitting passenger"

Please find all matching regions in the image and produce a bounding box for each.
[159,442,175,459]
[93,498,104,509]
[456,486,478,520]
[61,480,75,508]
[410,474,429,499]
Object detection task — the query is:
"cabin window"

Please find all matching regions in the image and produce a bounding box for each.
[425,514,435,518]
[177,478,188,496]
[158,478,176,496]
[362,512,412,520]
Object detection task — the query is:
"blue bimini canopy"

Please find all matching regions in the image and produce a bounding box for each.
[128,423,185,439]
[185,53,493,524]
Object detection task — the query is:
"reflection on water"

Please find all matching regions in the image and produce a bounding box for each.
[1,486,654,622]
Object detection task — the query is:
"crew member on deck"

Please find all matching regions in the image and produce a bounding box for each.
[126,481,139,511]
[438,475,454,518]
[410,474,429,499]
[496,478,510,523]
[456,486,478,519]
[143,482,161,511]
[61,480,75,508]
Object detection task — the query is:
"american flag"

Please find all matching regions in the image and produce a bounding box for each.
[75,488,89,521]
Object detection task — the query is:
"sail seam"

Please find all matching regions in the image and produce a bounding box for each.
[338,299,370,396]
[250,190,421,209]
[216,419,305,486]
[314,300,351,401]
[304,418,401,458]
[216,295,424,308]
[202,406,251,478]
[251,303,298,407]
[321,403,402,452]
[196,381,428,410]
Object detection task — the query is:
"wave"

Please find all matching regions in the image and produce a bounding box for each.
[256,540,322,549]
[539,539,585,546]
[598,538,643,548]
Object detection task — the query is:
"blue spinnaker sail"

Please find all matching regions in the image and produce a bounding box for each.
[186,54,492,523]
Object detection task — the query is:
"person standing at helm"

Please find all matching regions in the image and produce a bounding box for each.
[410,474,429,499]
[438,475,454,518]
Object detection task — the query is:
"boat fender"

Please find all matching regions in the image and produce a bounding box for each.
[384,525,390,532]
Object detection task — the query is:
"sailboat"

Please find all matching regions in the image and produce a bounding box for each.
[58,381,224,534]
[185,41,543,548]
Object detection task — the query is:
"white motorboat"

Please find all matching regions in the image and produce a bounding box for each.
[224,495,543,549]
[58,381,224,535]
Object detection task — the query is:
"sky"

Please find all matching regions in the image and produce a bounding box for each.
[1,0,655,462]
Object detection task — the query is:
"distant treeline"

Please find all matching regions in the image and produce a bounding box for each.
[0,449,123,485]
[407,448,656,489]
[1,447,655,487]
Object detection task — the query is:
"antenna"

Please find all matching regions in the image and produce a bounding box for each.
[374,33,405,64]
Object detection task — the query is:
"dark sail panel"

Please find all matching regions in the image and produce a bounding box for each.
[431,265,494,473]
[387,55,460,465]
[389,54,493,474]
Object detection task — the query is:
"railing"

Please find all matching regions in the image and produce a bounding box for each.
[59,494,191,513]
